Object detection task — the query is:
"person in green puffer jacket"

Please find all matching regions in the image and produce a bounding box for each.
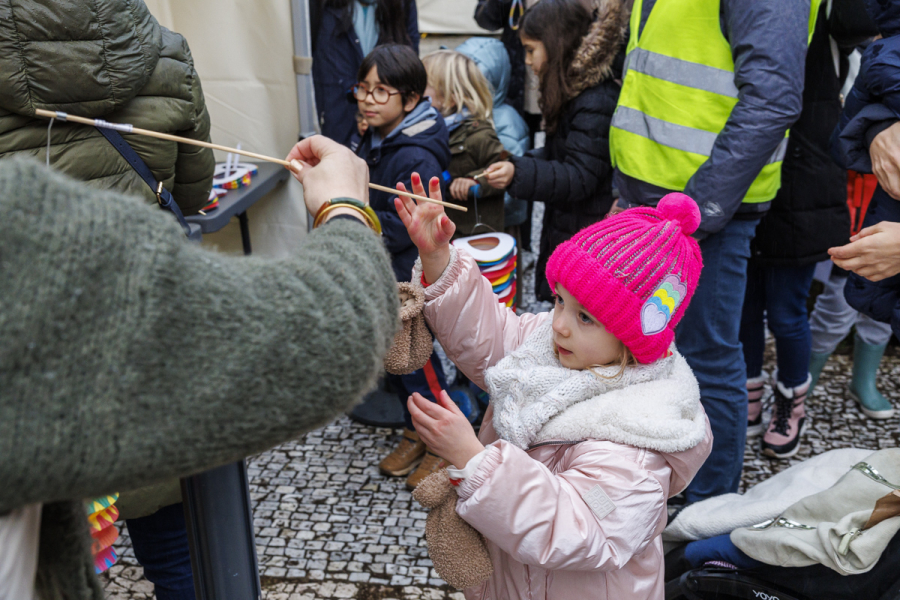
[0,0,215,215]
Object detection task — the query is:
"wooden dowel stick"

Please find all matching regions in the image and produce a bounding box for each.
[368,183,467,212]
[34,108,468,212]
[35,108,292,166]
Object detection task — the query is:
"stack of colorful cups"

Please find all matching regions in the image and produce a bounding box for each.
[452,232,517,310]
[86,494,120,574]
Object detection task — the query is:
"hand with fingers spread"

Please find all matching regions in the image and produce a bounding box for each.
[482,161,515,190]
[829,221,900,281]
[408,391,485,469]
[285,135,370,225]
[394,172,456,284]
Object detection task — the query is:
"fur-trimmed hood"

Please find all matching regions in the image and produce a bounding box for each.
[568,0,629,98]
[486,320,708,454]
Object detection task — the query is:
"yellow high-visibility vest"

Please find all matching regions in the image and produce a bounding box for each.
[609,0,822,203]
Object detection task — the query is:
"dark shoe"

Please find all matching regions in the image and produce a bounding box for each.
[379,429,425,477]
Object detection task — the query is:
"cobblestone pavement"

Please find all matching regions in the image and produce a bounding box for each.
[102,202,900,599]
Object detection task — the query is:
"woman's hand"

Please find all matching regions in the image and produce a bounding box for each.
[450,177,477,201]
[829,221,900,281]
[394,173,455,284]
[871,123,900,200]
[285,135,369,224]
[483,161,515,190]
[408,391,485,469]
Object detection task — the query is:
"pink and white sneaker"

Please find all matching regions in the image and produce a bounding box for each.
[747,374,767,437]
[761,374,811,459]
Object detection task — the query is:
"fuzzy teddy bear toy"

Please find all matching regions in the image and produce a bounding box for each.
[383,282,433,375]
[412,469,493,589]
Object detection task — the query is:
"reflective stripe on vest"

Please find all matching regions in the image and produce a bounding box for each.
[623,47,739,99]
[610,0,821,204]
[614,106,789,165]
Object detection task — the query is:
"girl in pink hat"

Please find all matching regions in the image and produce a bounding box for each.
[393,173,713,600]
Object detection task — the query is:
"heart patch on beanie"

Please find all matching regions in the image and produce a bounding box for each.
[641,275,687,335]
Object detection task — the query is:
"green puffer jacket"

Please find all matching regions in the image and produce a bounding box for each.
[0,0,215,215]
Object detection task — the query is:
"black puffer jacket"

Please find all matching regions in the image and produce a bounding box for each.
[507,0,625,301]
[751,5,851,266]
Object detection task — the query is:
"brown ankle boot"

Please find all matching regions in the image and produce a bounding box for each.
[379,429,426,477]
[406,450,448,491]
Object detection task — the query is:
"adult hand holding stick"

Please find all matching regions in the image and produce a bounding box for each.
[286,136,371,226]
[30,111,467,215]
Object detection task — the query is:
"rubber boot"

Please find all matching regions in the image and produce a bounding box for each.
[849,334,894,419]
[807,351,830,396]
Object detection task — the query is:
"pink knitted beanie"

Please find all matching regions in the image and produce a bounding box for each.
[545,193,703,364]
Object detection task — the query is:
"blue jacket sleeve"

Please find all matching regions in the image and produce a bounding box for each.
[861,40,900,116]
[683,0,811,238]
[407,0,420,53]
[830,40,900,172]
[507,91,612,209]
[831,102,897,173]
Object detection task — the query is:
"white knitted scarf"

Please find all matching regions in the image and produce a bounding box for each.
[486,320,707,453]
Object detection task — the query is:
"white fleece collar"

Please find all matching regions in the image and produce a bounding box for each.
[486,320,706,453]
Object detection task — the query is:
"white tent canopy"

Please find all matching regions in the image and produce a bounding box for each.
[418,0,485,34]
[142,0,488,256]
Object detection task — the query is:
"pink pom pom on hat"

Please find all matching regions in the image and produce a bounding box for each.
[545,193,703,364]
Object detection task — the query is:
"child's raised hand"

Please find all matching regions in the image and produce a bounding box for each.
[394,172,456,284]
[408,391,485,470]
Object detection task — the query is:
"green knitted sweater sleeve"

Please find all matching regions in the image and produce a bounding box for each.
[0,157,399,512]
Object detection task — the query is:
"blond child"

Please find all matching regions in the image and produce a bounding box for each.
[393,173,713,600]
[422,50,507,236]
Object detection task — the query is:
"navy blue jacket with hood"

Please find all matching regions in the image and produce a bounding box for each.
[356,100,451,281]
[832,0,900,338]
[312,1,419,147]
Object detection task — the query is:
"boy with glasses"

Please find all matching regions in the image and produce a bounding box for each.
[354,44,459,490]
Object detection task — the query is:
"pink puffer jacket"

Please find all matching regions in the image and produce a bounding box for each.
[414,248,713,600]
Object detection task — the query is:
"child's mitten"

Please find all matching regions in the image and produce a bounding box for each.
[412,469,493,589]
[384,282,433,375]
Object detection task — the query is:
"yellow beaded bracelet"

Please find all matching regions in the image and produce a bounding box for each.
[312,198,382,235]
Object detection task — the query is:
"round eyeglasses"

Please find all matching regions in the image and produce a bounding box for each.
[352,84,400,105]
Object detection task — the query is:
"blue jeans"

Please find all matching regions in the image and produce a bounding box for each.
[676,217,759,503]
[126,502,195,600]
[740,260,816,387]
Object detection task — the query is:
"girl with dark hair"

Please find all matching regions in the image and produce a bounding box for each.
[312,0,419,147]
[483,0,628,302]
